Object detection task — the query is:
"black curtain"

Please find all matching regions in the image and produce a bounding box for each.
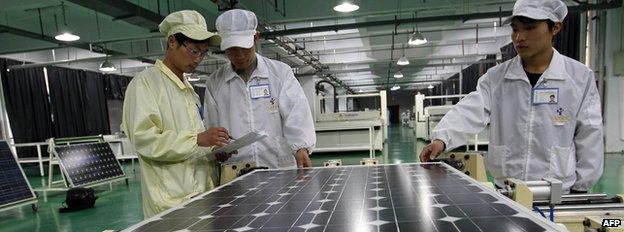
[459,55,497,94]
[501,43,517,62]
[554,11,581,61]
[47,67,110,137]
[103,74,132,100]
[103,74,132,133]
[1,59,53,157]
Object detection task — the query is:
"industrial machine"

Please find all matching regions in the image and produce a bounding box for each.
[438,152,489,183]
[497,178,624,232]
[439,152,624,232]
[313,83,387,157]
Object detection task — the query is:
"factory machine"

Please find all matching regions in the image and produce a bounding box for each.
[414,93,489,150]
[313,82,387,158]
[439,152,624,232]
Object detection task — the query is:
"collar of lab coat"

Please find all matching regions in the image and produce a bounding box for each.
[224,53,269,82]
[155,59,194,90]
[505,48,569,82]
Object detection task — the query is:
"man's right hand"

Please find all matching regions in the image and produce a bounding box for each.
[197,127,230,147]
[419,139,446,162]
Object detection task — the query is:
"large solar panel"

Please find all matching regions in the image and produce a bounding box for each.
[55,142,125,187]
[124,163,564,232]
[0,141,36,209]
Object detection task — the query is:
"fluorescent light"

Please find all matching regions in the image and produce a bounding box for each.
[462,17,500,24]
[99,60,117,72]
[393,71,404,78]
[408,31,427,46]
[391,85,401,91]
[427,84,434,89]
[397,56,410,66]
[333,2,359,12]
[55,32,80,42]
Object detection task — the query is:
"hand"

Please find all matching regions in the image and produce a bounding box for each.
[419,139,446,162]
[197,127,230,147]
[215,150,237,162]
[294,149,312,168]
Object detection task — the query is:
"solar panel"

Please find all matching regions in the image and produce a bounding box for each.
[123,163,565,232]
[54,142,125,187]
[0,141,36,209]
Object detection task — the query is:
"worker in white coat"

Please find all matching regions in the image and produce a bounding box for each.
[204,9,316,169]
[123,10,232,218]
[419,0,603,193]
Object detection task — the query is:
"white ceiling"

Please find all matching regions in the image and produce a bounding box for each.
[0,0,594,92]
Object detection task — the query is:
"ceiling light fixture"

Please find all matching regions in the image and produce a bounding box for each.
[99,59,117,72]
[333,2,359,12]
[397,56,409,66]
[397,44,409,65]
[54,2,80,42]
[408,31,427,46]
[393,71,404,78]
[427,84,434,89]
[391,85,401,91]
[408,11,426,46]
[55,32,80,42]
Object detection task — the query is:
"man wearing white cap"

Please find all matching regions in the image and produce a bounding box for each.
[420,0,603,193]
[203,9,315,169]
[123,10,232,218]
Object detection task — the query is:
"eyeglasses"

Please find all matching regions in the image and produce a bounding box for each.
[181,43,208,58]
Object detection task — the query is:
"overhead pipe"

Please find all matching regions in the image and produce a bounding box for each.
[261,0,622,38]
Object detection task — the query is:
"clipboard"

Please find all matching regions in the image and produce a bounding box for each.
[208,131,267,156]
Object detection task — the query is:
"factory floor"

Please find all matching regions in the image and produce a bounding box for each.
[1,126,623,232]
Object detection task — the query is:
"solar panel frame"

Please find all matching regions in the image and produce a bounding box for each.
[122,163,566,232]
[0,140,37,210]
[53,142,126,187]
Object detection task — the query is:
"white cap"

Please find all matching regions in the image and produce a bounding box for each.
[159,10,220,45]
[215,9,258,50]
[503,0,568,25]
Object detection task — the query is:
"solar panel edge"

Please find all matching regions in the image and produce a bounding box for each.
[0,140,37,210]
[122,163,566,232]
[53,142,126,188]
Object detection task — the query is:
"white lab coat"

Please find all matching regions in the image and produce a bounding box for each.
[203,53,316,169]
[123,60,215,218]
[431,49,604,191]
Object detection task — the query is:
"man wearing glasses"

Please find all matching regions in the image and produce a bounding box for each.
[122,10,232,218]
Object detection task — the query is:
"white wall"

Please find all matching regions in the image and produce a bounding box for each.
[603,6,624,152]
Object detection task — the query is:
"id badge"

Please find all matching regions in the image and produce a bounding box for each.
[532,88,558,105]
[249,84,271,99]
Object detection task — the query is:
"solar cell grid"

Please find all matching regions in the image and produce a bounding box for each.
[55,142,125,187]
[0,141,36,209]
[124,163,565,232]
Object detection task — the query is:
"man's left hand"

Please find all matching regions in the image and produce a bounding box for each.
[295,149,311,168]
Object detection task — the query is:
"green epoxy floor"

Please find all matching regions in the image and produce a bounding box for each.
[1,126,623,231]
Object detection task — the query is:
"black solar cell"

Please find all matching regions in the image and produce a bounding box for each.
[55,142,125,187]
[124,163,562,232]
[0,141,36,209]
